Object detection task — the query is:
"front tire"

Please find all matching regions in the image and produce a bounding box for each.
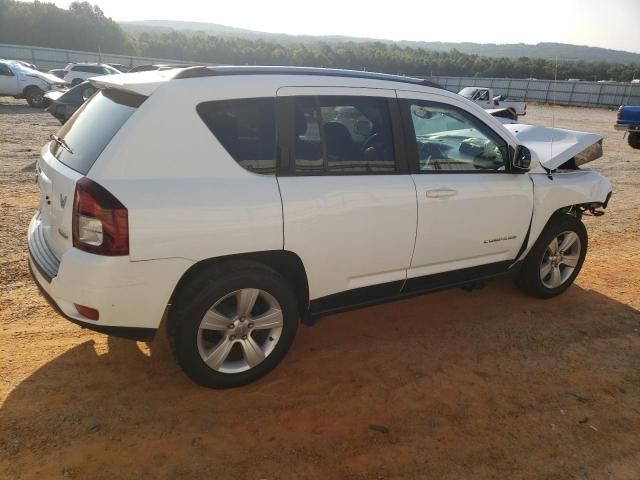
[168,262,299,388]
[24,86,45,108]
[628,132,640,150]
[516,213,587,298]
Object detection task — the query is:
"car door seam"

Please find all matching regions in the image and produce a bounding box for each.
[402,174,420,292]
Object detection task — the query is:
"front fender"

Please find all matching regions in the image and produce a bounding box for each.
[523,170,612,256]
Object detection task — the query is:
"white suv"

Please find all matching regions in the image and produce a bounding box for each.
[28,66,612,388]
[0,60,65,107]
[62,63,121,86]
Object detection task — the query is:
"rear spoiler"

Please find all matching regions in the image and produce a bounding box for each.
[88,69,178,96]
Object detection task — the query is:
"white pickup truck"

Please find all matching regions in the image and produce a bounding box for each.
[0,60,65,107]
[459,87,527,118]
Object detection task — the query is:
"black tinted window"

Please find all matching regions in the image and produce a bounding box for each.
[51,90,144,175]
[294,96,396,174]
[0,63,13,76]
[197,98,276,174]
[73,65,102,73]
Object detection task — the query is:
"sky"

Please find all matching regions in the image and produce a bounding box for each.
[48,0,640,53]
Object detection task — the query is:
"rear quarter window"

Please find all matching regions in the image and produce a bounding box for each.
[50,90,145,175]
[196,98,276,174]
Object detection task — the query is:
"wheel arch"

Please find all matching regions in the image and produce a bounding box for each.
[521,171,611,260]
[168,250,310,321]
[22,84,42,96]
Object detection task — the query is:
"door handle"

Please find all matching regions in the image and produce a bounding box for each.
[426,188,457,198]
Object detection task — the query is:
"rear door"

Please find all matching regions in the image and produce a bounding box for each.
[36,89,144,260]
[276,87,418,304]
[396,90,533,285]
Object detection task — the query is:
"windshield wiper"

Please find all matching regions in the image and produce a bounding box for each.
[50,133,73,154]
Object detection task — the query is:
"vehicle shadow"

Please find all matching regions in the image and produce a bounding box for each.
[0,101,45,115]
[2,281,640,479]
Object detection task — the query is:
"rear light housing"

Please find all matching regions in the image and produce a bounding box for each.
[72,177,129,255]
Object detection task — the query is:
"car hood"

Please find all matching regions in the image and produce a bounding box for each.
[23,70,65,85]
[503,124,603,170]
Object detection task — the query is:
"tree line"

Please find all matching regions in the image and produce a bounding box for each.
[0,0,638,82]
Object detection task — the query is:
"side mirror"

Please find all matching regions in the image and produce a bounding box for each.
[513,145,531,171]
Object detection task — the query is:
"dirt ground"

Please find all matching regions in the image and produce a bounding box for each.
[1,97,639,480]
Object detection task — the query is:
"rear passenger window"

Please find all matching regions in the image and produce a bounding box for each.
[197,98,276,174]
[294,96,396,174]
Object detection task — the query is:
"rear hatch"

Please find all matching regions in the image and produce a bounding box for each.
[34,89,145,265]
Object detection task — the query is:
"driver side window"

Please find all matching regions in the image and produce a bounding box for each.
[405,100,508,172]
[294,95,396,174]
[0,63,14,76]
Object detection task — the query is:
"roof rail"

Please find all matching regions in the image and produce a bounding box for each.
[173,65,442,88]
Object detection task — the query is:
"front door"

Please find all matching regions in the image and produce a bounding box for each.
[396,90,533,286]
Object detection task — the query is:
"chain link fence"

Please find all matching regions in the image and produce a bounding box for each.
[0,43,202,72]
[431,76,640,108]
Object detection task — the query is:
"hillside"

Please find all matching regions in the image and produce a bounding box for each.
[120,20,640,65]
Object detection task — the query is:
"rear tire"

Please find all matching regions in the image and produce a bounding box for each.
[628,132,640,150]
[516,213,587,298]
[168,261,299,388]
[24,86,45,108]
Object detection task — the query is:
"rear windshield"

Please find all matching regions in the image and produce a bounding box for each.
[50,89,145,175]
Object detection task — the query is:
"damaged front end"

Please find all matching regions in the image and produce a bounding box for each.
[502,124,604,171]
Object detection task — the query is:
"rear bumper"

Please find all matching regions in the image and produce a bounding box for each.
[28,258,156,341]
[614,123,640,132]
[27,213,193,337]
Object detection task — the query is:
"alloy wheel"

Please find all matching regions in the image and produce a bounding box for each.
[539,230,582,288]
[197,289,284,373]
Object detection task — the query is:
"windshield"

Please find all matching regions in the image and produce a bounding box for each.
[459,87,478,99]
[50,89,145,175]
[8,61,37,75]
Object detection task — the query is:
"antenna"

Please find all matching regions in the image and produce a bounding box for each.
[551,56,558,166]
[545,57,558,180]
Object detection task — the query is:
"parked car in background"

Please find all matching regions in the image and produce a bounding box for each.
[28,66,612,388]
[44,81,96,124]
[48,68,66,79]
[615,105,640,149]
[459,87,527,118]
[0,59,65,107]
[62,63,121,86]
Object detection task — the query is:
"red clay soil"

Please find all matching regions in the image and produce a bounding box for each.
[1,100,639,479]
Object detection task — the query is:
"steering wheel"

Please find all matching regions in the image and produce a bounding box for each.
[359,132,384,157]
[420,142,449,170]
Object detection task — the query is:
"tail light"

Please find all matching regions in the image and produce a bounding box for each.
[72,177,129,255]
[617,106,622,120]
